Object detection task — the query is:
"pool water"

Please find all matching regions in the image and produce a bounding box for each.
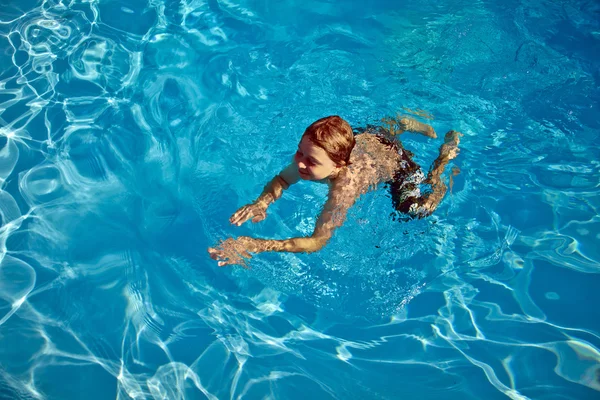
[1,0,599,398]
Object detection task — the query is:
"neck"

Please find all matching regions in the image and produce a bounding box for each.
[328,166,346,181]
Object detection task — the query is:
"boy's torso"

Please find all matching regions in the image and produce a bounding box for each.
[349,133,402,188]
[327,133,404,200]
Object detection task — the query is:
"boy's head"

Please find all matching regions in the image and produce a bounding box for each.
[295,116,355,181]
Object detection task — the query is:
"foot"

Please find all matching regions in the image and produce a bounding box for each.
[440,130,462,160]
[399,118,437,138]
[444,130,462,146]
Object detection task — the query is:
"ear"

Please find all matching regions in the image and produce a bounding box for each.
[330,163,344,178]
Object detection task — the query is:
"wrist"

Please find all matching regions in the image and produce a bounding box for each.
[254,195,271,208]
[239,236,260,253]
[255,200,269,209]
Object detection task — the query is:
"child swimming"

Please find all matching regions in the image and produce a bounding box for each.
[208,115,461,267]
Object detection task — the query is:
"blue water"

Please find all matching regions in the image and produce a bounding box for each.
[1,0,599,398]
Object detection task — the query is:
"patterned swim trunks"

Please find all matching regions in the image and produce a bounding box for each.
[353,125,428,218]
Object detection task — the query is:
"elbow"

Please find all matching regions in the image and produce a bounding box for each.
[284,234,331,254]
[284,236,328,253]
[304,235,330,254]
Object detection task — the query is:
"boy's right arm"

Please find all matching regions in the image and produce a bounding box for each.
[230,163,300,226]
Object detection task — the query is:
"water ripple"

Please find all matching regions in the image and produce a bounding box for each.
[0,0,599,399]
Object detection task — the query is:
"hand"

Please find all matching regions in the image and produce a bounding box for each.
[230,202,267,226]
[208,237,256,267]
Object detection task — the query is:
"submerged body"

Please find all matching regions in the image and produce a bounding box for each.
[209,116,460,267]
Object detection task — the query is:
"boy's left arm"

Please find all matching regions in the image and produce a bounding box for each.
[209,183,355,266]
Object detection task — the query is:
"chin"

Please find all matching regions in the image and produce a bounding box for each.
[299,171,311,180]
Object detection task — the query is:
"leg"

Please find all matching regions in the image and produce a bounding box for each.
[417,130,462,215]
[390,130,461,219]
[381,116,437,138]
[389,151,425,219]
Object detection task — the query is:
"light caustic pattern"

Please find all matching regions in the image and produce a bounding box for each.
[1,0,600,399]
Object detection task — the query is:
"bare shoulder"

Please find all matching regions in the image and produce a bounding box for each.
[349,132,400,185]
[328,169,361,206]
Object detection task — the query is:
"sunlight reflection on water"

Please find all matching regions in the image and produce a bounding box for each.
[0,0,599,399]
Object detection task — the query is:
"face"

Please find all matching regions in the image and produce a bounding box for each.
[294,137,339,181]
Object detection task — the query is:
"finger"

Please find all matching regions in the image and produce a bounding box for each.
[230,211,243,224]
[230,206,249,223]
[235,214,252,226]
[240,250,252,259]
[218,260,235,267]
[232,209,253,226]
[208,249,226,261]
[218,259,237,267]
[219,259,249,268]
[251,214,265,223]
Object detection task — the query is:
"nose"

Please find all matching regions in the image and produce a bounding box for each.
[297,160,306,169]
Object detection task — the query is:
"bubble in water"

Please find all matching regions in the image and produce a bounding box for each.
[545,292,560,300]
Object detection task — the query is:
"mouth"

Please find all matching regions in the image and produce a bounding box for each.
[298,169,309,177]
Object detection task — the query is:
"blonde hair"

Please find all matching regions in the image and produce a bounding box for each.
[302,116,355,166]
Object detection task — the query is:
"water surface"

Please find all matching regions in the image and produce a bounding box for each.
[0,0,599,399]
